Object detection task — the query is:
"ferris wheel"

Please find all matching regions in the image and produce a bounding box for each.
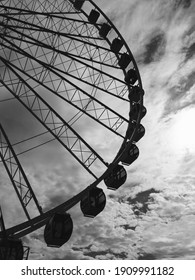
[0,0,146,259]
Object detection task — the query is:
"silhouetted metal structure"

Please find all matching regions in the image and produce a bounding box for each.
[44,213,73,247]
[126,122,145,142]
[104,165,127,190]
[0,206,29,259]
[80,187,106,217]
[0,0,146,259]
[121,144,139,166]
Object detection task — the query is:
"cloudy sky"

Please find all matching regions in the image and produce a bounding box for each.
[0,0,195,260]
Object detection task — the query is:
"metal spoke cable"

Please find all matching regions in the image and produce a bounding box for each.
[0,107,89,158]
[0,61,107,178]
[0,124,43,220]
[1,11,115,61]
[1,14,104,41]
[0,6,86,17]
[2,33,127,101]
[1,32,129,102]
[0,36,129,127]
[1,21,127,92]
[2,59,126,139]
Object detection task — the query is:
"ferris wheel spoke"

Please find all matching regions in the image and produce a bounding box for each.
[2,22,104,42]
[0,92,125,159]
[8,60,126,138]
[11,102,115,157]
[0,59,109,177]
[1,23,129,99]
[18,65,126,137]
[0,124,43,220]
[66,51,119,69]
[1,13,104,42]
[15,35,126,100]
[1,9,123,69]
[0,6,82,17]
[54,65,129,102]
[2,25,116,71]
[0,177,99,239]
[1,11,91,19]
[1,20,127,89]
[0,43,128,138]
[0,0,75,14]
[0,37,129,135]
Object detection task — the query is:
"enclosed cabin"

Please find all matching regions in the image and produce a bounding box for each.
[130,103,147,122]
[110,38,124,53]
[104,164,127,190]
[125,69,138,85]
[80,187,106,218]
[88,9,100,24]
[99,23,111,38]
[128,86,145,103]
[120,144,139,166]
[0,238,24,260]
[118,53,132,69]
[134,123,145,142]
[73,0,85,10]
[126,122,145,142]
[44,213,73,248]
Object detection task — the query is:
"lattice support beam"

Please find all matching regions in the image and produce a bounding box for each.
[0,60,105,177]
[0,124,42,220]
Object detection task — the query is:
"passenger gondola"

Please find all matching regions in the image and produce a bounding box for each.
[104,164,127,190]
[88,9,100,24]
[110,38,124,53]
[118,53,132,69]
[126,121,136,140]
[80,187,106,218]
[99,23,111,38]
[0,238,24,260]
[44,213,73,247]
[121,144,139,166]
[126,122,145,142]
[125,69,138,85]
[134,124,145,142]
[128,86,145,103]
[73,0,85,10]
[129,102,147,122]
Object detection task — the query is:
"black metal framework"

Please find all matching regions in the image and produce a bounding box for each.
[0,124,42,220]
[0,0,146,257]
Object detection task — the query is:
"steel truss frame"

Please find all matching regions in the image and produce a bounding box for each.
[0,0,145,252]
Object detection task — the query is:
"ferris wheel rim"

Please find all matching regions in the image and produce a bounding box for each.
[0,1,140,174]
[0,0,145,245]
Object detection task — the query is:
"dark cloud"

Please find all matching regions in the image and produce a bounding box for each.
[138,253,156,260]
[172,71,195,96]
[121,224,136,231]
[184,43,195,62]
[142,32,166,64]
[182,26,195,62]
[174,0,191,9]
[73,245,128,259]
[162,71,195,118]
[127,188,160,216]
[108,182,142,203]
[145,245,195,260]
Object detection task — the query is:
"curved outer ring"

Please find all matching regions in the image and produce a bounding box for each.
[0,0,144,239]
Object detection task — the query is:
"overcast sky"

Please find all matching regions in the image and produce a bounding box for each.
[0,0,195,260]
